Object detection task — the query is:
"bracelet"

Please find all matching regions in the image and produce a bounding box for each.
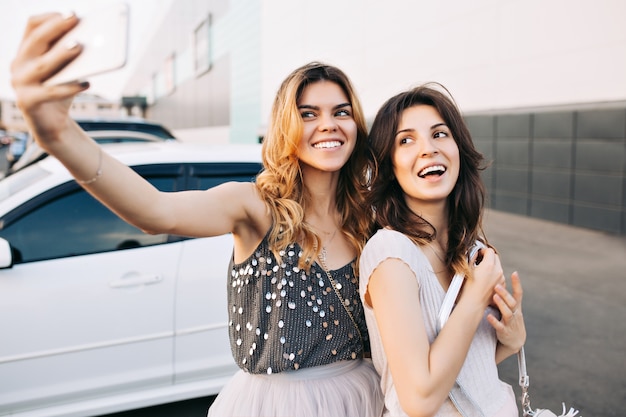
[77,148,103,185]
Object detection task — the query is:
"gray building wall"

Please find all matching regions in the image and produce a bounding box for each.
[120,0,626,234]
[466,102,626,235]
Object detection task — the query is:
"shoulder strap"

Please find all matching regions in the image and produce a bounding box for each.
[435,242,543,417]
[437,272,465,332]
[437,240,485,331]
[437,242,580,417]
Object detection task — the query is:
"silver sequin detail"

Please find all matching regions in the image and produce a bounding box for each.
[227,240,365,374]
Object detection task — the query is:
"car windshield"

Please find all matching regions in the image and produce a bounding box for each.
[76,121,176,139]
[6,131,168,177]
[0,165,51,203]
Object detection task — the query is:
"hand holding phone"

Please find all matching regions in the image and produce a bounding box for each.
[44,2,129,86]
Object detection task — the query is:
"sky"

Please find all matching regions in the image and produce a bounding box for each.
[0,0,173,101]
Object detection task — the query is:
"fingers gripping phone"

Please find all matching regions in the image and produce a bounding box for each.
[44,2,129,86]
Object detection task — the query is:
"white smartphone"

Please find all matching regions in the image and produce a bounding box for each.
[44,2,129,86]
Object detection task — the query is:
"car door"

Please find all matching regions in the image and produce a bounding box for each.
[0,168,182,415]
[172,163,262,389]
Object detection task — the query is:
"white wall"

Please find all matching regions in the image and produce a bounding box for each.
[260,0,626,120]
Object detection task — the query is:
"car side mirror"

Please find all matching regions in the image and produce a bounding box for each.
[0,238,13,269]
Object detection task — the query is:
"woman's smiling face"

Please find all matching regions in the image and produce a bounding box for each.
[296,80,357,174]
[392,104,460,211]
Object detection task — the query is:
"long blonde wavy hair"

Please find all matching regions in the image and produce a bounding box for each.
[255,62,372,270]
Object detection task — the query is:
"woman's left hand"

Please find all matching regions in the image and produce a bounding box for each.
[487,271,526,354]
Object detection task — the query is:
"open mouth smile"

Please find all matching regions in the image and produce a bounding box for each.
[418,164,447,178]
[313,140,343,149]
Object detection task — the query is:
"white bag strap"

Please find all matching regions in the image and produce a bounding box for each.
[437,240,485,332]
[436,240,579,417]
[436,272,464,332]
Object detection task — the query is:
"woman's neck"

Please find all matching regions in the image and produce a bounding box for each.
[302,169,339,217]
[411,203,448,238]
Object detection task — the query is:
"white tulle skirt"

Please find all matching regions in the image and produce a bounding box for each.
[207,359,384,417]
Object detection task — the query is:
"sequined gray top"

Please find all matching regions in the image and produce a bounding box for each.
[227,232,368,374]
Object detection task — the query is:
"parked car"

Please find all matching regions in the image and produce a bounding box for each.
[0,130,12,146]
[86,130,174,143]
[6,117,177,176]
[0,141,263,417]
[74,117,177,140]
[4,132,29,166]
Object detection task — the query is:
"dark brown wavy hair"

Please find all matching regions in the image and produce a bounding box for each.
[255,62,372,270]
[367,83,488,275]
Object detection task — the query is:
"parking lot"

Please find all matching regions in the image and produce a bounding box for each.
[99,209,626,416]
[483,209,625,417]
[1,143,622,417]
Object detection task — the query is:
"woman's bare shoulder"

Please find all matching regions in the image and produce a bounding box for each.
[222,181,271,231]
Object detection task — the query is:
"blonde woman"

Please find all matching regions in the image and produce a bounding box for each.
[11,13,383,417]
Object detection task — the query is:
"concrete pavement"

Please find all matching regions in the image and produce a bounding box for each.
[483,209,626,417]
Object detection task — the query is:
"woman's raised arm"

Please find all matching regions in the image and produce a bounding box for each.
[11,13,263,240]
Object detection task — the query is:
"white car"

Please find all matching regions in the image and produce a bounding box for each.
[5,116,176,178]
[0,141,263,417]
